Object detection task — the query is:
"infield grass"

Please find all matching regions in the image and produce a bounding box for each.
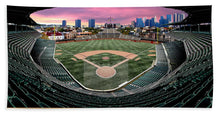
[55,39,156,90]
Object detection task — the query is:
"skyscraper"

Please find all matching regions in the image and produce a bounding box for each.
[173,13,178,23]
[155,22,160,27]
[62,20,66,27]
[159,16,164,27]
[167,14,172,23]
[165,19,169,27]
[150,17,155,27]
[88,19,95,28]
[180,14,185,22]
[159,16,169,27]
[136,18,144,27]
[145,19,150,26]
[154,16,157,23]
[173,13,185,23]
[75,19,81,28]
[131,21,136,28]
[143,17,147,26]
[179,14,185,27]
[177,13,181,22]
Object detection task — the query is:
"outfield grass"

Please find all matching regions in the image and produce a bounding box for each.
[55,39,156,90]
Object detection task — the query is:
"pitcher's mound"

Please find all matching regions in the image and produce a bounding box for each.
[102,56,109,60]
[96,66,116,78]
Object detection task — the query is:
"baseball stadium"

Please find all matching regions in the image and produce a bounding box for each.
[7,5,213,108]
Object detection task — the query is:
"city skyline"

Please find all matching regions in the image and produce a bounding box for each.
[30,7,187,26]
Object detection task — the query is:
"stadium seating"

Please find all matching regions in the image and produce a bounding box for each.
[119,34,141,40]
[8,26,213,107]
[31,39,81,87]
[75,28,139,40]
[131,44,169,88]
[7,5,213,108]
[163,41,186,70]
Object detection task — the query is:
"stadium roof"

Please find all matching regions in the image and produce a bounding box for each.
[166,5,211,25]
[7,5,51,25]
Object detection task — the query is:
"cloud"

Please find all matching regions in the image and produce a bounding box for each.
[30,7,187,25]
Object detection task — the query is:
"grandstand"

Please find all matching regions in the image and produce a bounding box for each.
[7,5,212,108]
[75,29,140,41]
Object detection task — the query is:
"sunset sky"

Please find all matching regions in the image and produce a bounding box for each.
[30,7,187,26]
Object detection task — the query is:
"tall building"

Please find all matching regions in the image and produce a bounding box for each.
[177,14,182,22]
[173,13,186,27]
[159,16,164,27]
[150,17,155,27]
[145,19,150,26]
[159,16,169,27]
[88,19,95,28]
[165,19,169,27]
[180,14,185,22]
[143,17,147,26]
[173,13,178,23]
[131,21,136,28]
[136,18,144,27]
[62,20,66,27]
[155,22,160,27]
[104,23,108,28]
[173,13,185,23]
[154,16,157,23]
[75,19,81,28]
[167,14,172,23]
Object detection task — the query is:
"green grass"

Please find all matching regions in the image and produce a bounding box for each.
[86,53,125,66]
[55,39,156,90]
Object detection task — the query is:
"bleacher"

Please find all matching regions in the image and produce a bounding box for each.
[131,44,169,88]
[163,41,186,71]
[8,30,56,107]
[7,25,212,108]
[8,31,40,59]
[75,28,137,40]
[119,34,141,40]
[95,33,121,38]
[31,39,81,87]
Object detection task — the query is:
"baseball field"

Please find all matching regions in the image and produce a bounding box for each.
[54,39,156,91]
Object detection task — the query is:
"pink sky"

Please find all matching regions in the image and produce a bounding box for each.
[30,7,187,26]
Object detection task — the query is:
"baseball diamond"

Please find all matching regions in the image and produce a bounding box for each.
[7,6,213,108]
[55,39,156,90]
